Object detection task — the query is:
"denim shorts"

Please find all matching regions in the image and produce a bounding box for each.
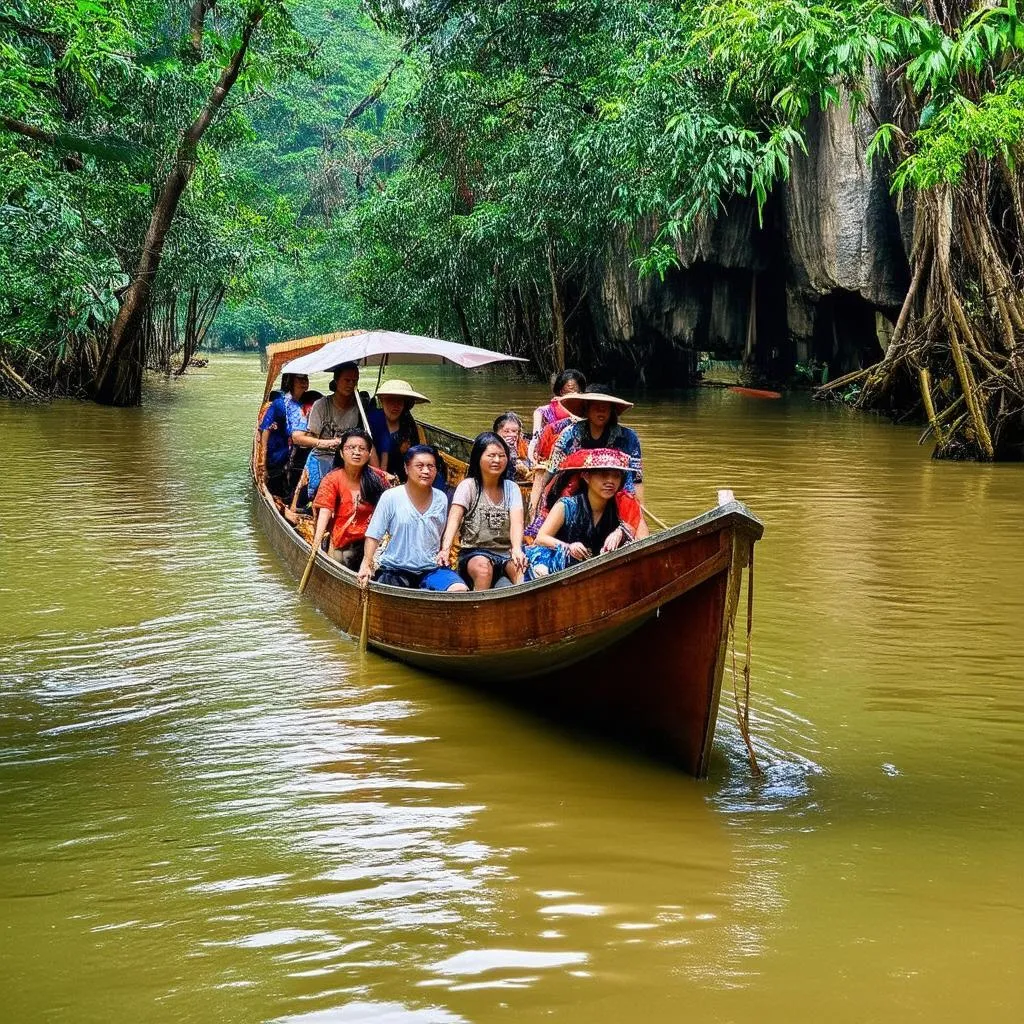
[457,548,510,586]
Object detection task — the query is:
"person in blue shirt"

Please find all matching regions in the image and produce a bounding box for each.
[358,445,468,592]
[368,379,429,479]
[259,373,309,497]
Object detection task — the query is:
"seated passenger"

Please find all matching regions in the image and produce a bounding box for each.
[368,379,429,480]
[358,445,469,592]
[528,410,579,517]
[259,373,310,498]
[530,368,587,454]
[258,390,283,487]
[310,429,391,570]
[439,432,527,590]
[292,363,363,500]
[492,412,533,483]
[527,383,645,535]
[525,449,649,579]
[285,389,323,503]
[547,385,643,498]
[259,388,282,424]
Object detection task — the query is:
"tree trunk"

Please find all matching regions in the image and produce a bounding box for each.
[176,282,224,374]
[815,3,1024,459]
[453,297,473,347]
[92,10,263,405]
[179,286,198,373]
[547,235,566,372]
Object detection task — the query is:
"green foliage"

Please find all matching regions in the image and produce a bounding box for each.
[0,0,384,386]
[346,2,713,359]
[693,1,1024,196]
[333,0,1024,374]
[210,0,399,348]
[4,0,1023,394]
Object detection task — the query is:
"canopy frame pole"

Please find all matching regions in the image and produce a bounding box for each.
[353,387,372,433]
[372,354,388,397]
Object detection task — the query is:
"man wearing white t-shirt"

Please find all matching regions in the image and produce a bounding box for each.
[358,445,469,592]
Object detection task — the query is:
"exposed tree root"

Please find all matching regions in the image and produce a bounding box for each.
[818,180,1024,461]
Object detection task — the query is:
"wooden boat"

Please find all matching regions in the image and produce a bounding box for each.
[728,385,783,399]
[255,339,764,777]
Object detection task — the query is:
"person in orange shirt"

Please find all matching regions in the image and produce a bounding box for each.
[309,429,391,571]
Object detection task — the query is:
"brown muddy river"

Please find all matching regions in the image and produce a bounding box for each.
[1,355,1021,1022]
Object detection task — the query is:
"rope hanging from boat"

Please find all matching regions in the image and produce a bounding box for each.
[729,547,762,777]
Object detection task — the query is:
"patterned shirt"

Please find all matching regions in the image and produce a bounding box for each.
[548,422,643,491]
[259,395,308,469]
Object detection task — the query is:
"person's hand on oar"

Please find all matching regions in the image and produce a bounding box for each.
[354,537,378,653]
[357,535,380,589]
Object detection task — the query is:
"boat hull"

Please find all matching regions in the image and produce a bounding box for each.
[253,474,762,777]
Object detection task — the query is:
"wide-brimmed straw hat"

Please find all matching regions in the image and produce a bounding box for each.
[555,448,635,475]
[374,379,430,405]
[559,390,633,416]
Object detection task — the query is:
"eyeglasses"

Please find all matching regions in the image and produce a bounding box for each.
[342,445,369,453]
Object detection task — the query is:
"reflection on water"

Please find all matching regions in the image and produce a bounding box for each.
[1,356,1022,1022]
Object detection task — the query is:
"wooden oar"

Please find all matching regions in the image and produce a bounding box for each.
[358,587,370,653]
[300,510,332,594]
[641,505,669,530]
[298,540,320,594]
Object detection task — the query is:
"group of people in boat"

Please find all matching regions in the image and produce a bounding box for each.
[258,363,649,592]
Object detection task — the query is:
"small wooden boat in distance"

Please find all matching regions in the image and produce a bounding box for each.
[728,386,783,399]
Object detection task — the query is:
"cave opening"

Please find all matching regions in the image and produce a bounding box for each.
[812,289,888,377]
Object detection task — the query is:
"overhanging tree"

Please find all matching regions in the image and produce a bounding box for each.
[663,0,1024,459]
[1,0,308,405]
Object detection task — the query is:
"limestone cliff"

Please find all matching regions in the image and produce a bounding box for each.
[582,88,911,385]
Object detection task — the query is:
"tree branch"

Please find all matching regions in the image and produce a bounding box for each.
[345,56,404,124]
[93,6,264,403]
[0,115,140,165]
[187,0,214,57]
[185,8,262,148]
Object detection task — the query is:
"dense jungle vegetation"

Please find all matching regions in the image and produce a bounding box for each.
[2,1,1023,457]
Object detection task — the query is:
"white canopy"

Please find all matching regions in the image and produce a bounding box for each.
[281,330,527,374]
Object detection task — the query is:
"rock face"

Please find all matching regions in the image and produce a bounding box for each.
[580,87,911,385]
[785,95,908,308]
[582,208,763,383]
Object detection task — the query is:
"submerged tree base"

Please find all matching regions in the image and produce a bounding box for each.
[816,172,1024,464]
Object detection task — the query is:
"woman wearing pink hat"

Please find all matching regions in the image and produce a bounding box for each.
[527,383,644,536]
[525,448,648,579]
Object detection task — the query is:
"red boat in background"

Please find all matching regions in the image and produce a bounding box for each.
[729,386,783,399]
